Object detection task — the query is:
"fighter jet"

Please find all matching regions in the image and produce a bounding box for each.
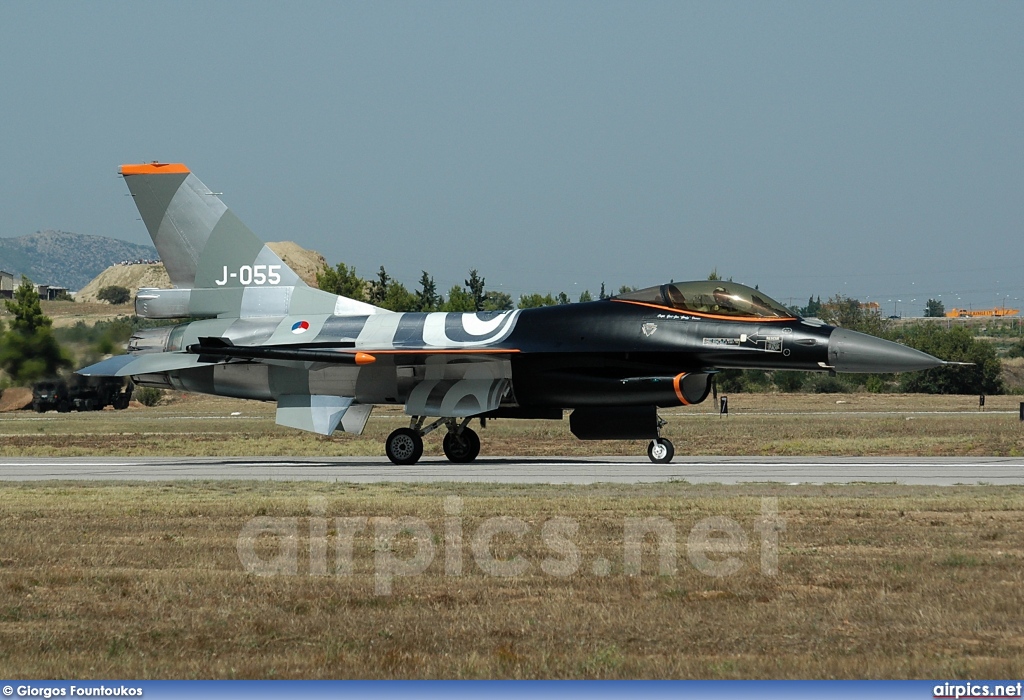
[78,163,946,464]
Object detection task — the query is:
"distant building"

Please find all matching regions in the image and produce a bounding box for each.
[0,270,13,299]
[946,307,1019,318]
[31,284,69,301]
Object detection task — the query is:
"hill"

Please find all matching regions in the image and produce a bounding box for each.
[0,230,158,291]
[76,241,326,302]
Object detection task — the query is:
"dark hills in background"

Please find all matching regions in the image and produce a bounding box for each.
[0,230,158,291]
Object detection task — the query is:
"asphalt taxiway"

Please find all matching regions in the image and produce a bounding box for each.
[0,456,1021,484]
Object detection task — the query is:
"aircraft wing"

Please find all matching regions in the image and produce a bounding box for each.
[77,339,514,436]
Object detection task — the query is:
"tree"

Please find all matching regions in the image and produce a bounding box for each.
[97,285,131,305]
[772,370,806,392]
[380,281,418,312]
[707,268,722,281]
[617,285,637,295]
[6,278,50,336]
[465,270,486,312]
[599,283,608,300]
[368,266,391,305]
[442,285,476,312]
[893,324,1002,394]
[518,293,557,309]
[415,271,442,312]
[800,295,823,318]
[482,291,514,311]
[924,299,945,318]
[0,277,72,383]
[316,262,366,300]
[818,294,889,337]
[579,290,593,303]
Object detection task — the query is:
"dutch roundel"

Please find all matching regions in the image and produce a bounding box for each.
[291,320,310,334]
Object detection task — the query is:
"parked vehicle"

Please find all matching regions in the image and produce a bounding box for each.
[32,380,71,413]
[32,377,132,412]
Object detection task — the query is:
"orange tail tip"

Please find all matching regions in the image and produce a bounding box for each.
[120,163,191,176]
[354,352,377,366]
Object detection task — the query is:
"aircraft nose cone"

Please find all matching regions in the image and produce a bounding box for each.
[828,328,944,373]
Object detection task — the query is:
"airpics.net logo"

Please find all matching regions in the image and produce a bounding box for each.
[236,496,785,595]
[934,682,1024,699]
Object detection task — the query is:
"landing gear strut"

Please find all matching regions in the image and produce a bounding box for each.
[384,416,483,465]
[647,414,674,464]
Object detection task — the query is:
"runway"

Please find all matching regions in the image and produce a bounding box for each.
[0,456,1022,484]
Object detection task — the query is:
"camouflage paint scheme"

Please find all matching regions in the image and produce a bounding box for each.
[78,163,945,463]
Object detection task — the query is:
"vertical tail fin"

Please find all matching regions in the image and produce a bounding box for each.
[121,163,303,290]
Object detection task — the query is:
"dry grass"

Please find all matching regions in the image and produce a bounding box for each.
[0,482,1022,678]
[1,392,1022,457]
[2,394,1023,678]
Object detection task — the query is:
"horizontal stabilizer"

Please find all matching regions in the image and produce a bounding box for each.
[276,395,372,436]
[75,354,137,377]
[77,353,202,377]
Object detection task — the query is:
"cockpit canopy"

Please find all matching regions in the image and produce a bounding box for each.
[613,281,796,319]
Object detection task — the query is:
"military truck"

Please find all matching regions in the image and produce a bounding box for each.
[32,377,132,412]
[32,380,71,413]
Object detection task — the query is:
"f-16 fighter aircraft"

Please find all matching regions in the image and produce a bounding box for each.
[78,163,946,465]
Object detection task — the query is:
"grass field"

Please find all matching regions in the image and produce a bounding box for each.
[1,393,1023,679]
[1,482,1022,678]
[1,391,1022,457]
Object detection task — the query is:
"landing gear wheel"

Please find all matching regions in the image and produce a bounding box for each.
[56,400,71,414]
[648,438,674,464]
[385,428,424,465]
[443,427,480,463]
[113,395,130,410]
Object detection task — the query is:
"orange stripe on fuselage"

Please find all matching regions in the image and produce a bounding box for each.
[673,372,690,405]
[364,348,520,355]
[120,163,191,175]
[611,298,797,323]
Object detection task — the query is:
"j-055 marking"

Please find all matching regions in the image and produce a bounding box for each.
[215,264,282,286]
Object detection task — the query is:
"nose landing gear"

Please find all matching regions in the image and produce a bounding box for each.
[647,438,674,463]
[647,414,674,464]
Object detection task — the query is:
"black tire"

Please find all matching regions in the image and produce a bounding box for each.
[33,403,45,414]
[113,396,129,410]
[443,427,480,463]
[648,438,674,464]
[56,400,71,414]
[385,428,424,465]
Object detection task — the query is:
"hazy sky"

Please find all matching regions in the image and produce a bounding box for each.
[2,2,1021,314]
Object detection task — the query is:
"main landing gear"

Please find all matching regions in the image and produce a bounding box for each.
[385,416,481,466]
